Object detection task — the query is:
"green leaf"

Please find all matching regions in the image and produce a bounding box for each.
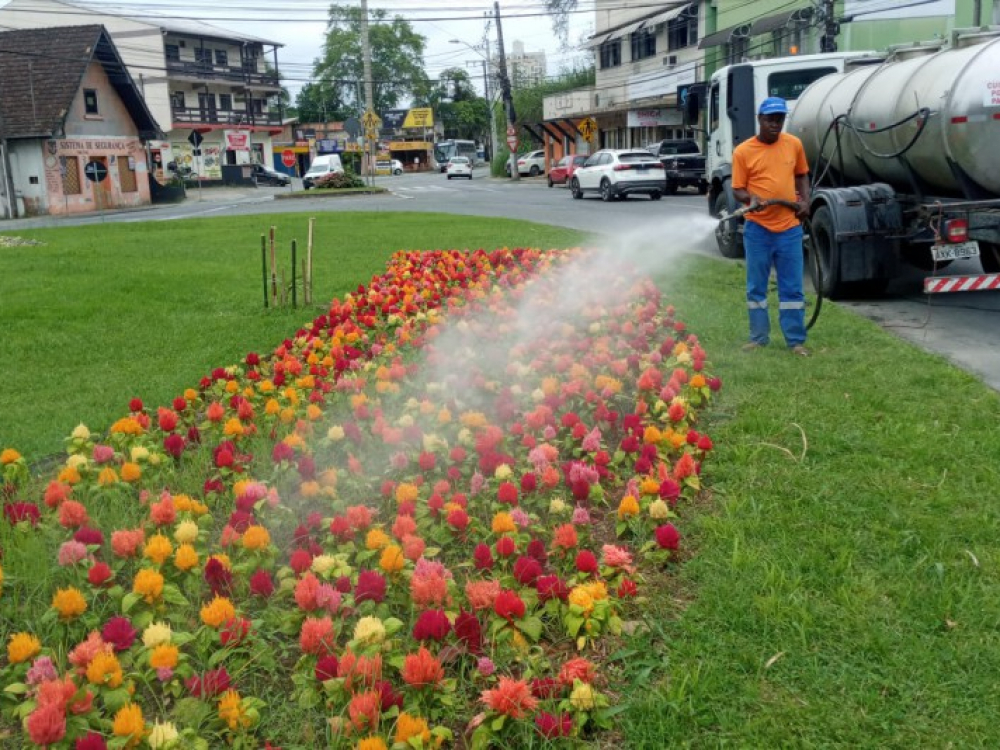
[491,714,507,732]
[383,617,404,636]
[121,592,141,614]
[162,584,189,607]
[564,614,584,637]
[517,615,543,642]
[3,682,28,695]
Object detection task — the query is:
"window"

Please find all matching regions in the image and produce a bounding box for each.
[194,48,211,64]
[83,89,99,116]
[630,29,656,61]
[171,91,186,109]
[773,20,809,56]
[709,82,720,134]
[599,39,621,69]
[219,93,233,111]
[165,44,179,61]
[668,8,698,50]
[62,156,81,195]
[215,49,228,66]
[724,36,749,64]
[118,158,137,192]
[767,67,837,101]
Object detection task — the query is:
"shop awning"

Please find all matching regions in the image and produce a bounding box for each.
[644,4,688,28]
[749,10,796,36]
[580,32,610,50]
[698,23,750,49]
[388,141,432,151]
[610,18,647,41]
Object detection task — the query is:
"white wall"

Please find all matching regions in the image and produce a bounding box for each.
[8,140,46,215]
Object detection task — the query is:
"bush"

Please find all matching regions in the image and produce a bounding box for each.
[313,168,365,190]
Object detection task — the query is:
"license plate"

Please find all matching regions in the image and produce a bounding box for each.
[931,240,979,262]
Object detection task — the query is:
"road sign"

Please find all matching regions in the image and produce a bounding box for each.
[281,149,296,168]
[362,109,381,131]
[344,117,362,137]
[188,130,204,148]
[364,127,379,142]
[83,160,108,183]
[506,134,519,151]
[578,117,598,143]
[506,125,516,137]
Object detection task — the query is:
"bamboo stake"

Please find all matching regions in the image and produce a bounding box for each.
[291,239,297,308]
[306,218,315,305]
[269,226,277,300]
[261,234,268,308]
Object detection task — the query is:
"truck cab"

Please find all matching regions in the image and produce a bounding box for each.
[705,52,873,257]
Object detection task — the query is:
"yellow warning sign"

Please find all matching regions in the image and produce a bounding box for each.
[578,117,598,143]
[362,109,381,130]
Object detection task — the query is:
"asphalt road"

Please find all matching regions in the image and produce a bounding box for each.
[4,168,999,390]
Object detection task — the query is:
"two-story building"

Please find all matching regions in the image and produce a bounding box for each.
[0,0,284,184]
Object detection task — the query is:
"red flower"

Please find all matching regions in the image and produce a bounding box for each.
[376,680,404,711]
[535,712,573,739]
[495,536,517,558]
[659,478,681,503]
[102,617,137,652]
[74,526,104,546]
[418,451,436,471]
[220,617,251,647]
[412,609,452,642]
[204,557,234,596]
[575,549,599,575]
[401,646,444,687]
[454,610,483,654]
[163,433,185,458]
[315,655,339,682]
[493,589,525,621]
[512,556,542,585]
[497,481,519,506]
[617,578,638,598]
[75,732,108,750]
[289,549,313,575]
[88,562,113,587]
[249,569,275,598]
[329,516,353,541]
[186,667,231,697]
[655,523,681,550]
[526,538,548,563]
[3,502,40,525]
[128,398,144,412]
[530,676,563,699]
[355,569,386,604]
[697,435,714,452]
[536,575,569,602]
[272,442,294,463]
[446,508,469,531]
[157,407,178,432]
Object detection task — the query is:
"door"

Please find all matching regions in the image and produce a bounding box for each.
[706,79,725,179]
[198,93,218,123]
[91,156,113,210]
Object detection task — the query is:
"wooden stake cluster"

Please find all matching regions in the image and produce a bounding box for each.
[260,218,315,308]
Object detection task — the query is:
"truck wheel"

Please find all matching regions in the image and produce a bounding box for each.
[570,178,583,199]
[650,191,662,201]
[713,192,744,259]
[810,206,842,297]
[980,242,1000,273]
[665,179,678,196]
[600,180,614,202]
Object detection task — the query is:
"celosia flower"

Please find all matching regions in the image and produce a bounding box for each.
[575,549,599,574]
[86,651,123,688]
[68,631,107,672]
[412,609,451,642]
[74,731,108,749]
[513,556,542,585]
[58,501,89,529]
[147,721,179,749]
[185,667,230,698]
[454,610,483,654]
[395,712,432,744]
[142,622,172,648]
[495,536,517,558]
[52,587,87,619]
[536,575,570,602]
[174,543,199,571]
[473,543,494,571]
[112,528,145,558]
[655,523,681,550]
[355,569,387,604]
[353,616,386,647]
[241,525,271,550]
[26,656,59,685]
[112,702,145,747]
[250,569,275,598]
[481,676,538,719]
[338,650,383,691]
[493,589,525,621]
[200,596,236,628]
[477,657,495,677]
[559,657,597,686]
[552,523,578,551]
[617,494,640,519]
[173,520,199,544]
[347,690,381,734]
[355,738,387,750]
[299,616,336,655]
[102,617,137,652]
[218,689,250,731]
[87,562,113,587]
[570,682,597,711]
[149,643,179,670]
[535,711,573,739]
[464,579,501,611]
[379,544,405,573]
[401,646,444,687]
[203,558,233,597]
[57,540,88,567]
[27,702,66,746]
[315,655,339,682]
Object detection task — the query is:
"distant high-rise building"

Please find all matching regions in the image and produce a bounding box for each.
[493,40,547,88]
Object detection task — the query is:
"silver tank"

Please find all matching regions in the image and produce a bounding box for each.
[788,30,1000,197]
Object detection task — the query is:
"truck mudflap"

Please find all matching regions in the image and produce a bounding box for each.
[924,274,1000,293]
[812,184,903,286]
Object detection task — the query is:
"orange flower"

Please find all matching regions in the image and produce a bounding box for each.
[58,464,82,485]
[133,569,164,603]
[617,495,640,519]
[242,526,271,550]
[481,676,538,719]
[639,476,660,496]
[356,738,388,750]
[347,690,380,734]
[52,587,87,619]
[299,616,336,656]
[394,482,419,505]
[112,703,145,747]
[674,453,697,480]
[97,467,119,486]
[120,462,142,483]
[200,596,236,628]
[394,712,431,744]
[551,523,578,551]
[143,534,173,566]
[365,528,391,550]
[87,651,123,688]
[0,448,21,464]
[401,646,444,688]
[217,689,250,731]
[7,632,41,663]
[379,544,405,573]
[491,512,516,534]
[149,643,179,670]
[173,544,199,572]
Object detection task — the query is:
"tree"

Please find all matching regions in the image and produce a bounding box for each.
[312,4,427,116]
[413,68,489,141]
[294,81,351,123]
[541,0,577,43]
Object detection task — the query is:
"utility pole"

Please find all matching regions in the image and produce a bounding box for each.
[973,0,982,25]
[360,0,375,184]
[819,0,839,53]
[494,1,519,181]
[483,23,499,166]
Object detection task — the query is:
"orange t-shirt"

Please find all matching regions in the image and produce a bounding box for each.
[731,132,809,233]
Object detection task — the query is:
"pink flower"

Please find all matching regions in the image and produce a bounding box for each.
[535,712,573,739]
[572,506,591,525]
[91,444,115,464]
[477,657,495,676]
[26,656,59,685]
[601,544,634,570]
[110,528,144,558]
[581,427,602,452]
[655,523,681,550]
[58,540,89,566]
[101,617,137,652]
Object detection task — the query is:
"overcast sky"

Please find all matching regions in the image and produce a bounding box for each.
[57,0,593,101]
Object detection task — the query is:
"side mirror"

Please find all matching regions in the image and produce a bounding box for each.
[683,88,702,127]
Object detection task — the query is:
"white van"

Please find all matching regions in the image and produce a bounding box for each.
[302,154,344,189]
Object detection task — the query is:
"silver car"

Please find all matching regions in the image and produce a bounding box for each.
[569,149,665,201]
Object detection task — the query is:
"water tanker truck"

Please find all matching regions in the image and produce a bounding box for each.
[705,28,1000,297]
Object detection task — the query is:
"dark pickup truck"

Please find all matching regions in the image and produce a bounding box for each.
[645,139,707,195]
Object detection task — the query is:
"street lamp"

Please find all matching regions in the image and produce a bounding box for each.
[449,39,499,164]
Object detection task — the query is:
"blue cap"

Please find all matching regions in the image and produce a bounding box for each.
[758,97,789,116]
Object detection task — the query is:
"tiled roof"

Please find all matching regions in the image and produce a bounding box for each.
[0,24,159,138]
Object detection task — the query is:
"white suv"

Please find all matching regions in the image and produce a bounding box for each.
[569,150,665,201]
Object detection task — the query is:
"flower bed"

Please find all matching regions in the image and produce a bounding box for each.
[0,246,721,748]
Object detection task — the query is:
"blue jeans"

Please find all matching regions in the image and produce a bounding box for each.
[744,221,806,347]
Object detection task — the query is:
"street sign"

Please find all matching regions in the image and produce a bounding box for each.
[362,109,381,131]
[83,160,108,183]
[281,149,296,168]
[188,130,204,148]
[344,117,362,137]
[578,117,598,143]
[506,134,519,151]
[365,127,379,142]
[506,125,516,137]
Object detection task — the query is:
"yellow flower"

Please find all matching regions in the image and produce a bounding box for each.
[549,498,568,515]
[144,534,173,565]
[98,467,120,485]
[113,703,146,747]
[491,512,517,534]
[649,498,670,520]
[7,632,41,663]
[174,544,199,572]
[173,520,199,544]
[379,544,405,573]
[365,528,391,551]
[133,569,165,603]
[568,586,595,615]
[71,424,91,441]
[217,689,250,731]
[67,454,88,469]
[0,448,21,464]
[494,464,513,480]
[582,580,608,601]
[148,721,179,749]
[353,616,386,647]
[617,494,641,519]
[200,596,236,628]
[395,713,431,744]
[121,462,142,483]
[395,483,419,506]
[327,425,345,441]
[87,651,124,688]
[149,643,179,670]
[570,682,597,711]
[311,554,337,575]
[52,586,87,619]
[242,525,271,550]
[142,622,172,648]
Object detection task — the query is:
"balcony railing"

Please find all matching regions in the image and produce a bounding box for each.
[171,107,282,127]
[165,59,280,88]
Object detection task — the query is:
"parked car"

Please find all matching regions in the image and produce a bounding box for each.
[645,139,708,195]
[547,155,588,187]
[446,156,473,180]
[251,164,291,187]
[391,159,404,176]
[505,150,546,177]
[302,154,345,189]
[569,149,665,201]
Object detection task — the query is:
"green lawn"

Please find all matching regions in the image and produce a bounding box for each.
[3,214,1000,746]
[0,213,586,460]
